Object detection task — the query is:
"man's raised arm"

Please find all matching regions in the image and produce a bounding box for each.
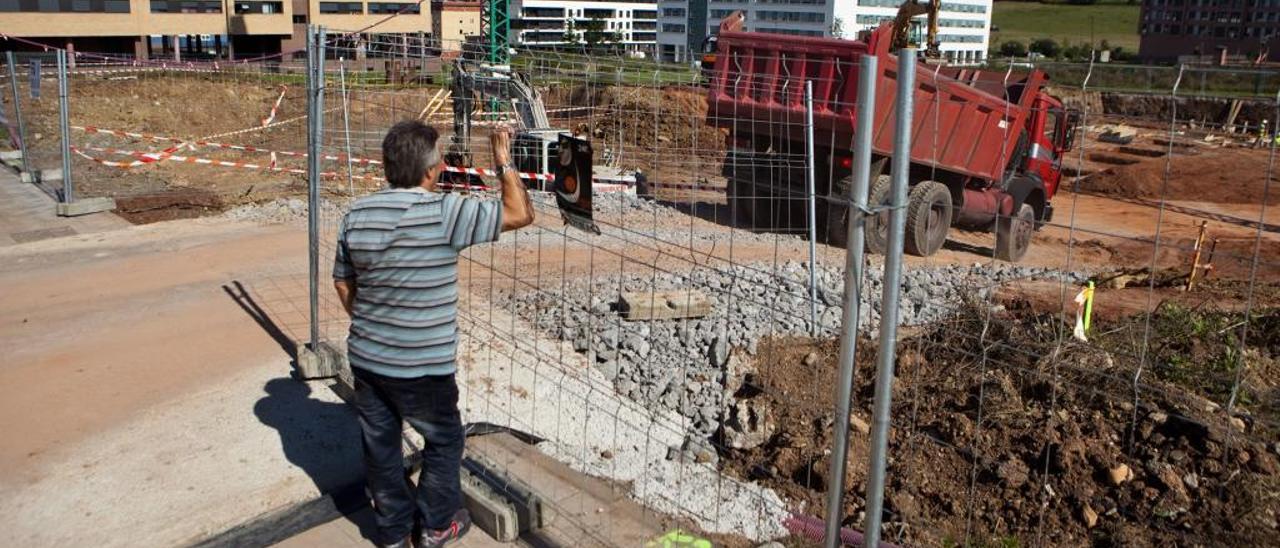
[490,128,535,231]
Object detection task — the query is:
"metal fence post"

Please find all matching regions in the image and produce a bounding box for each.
[823,54,878,548]
[804,80,819,335]
[307,25,328,351]
[6,52,31,177]
[862,47,916,548]
[56,49,73,203]
[339,57,355,198]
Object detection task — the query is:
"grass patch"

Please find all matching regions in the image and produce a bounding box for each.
[992,1,1141,52]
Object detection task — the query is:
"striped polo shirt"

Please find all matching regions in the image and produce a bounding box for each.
[333,187,502,378]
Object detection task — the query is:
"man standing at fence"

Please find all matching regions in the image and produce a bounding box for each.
[332,121,535,548]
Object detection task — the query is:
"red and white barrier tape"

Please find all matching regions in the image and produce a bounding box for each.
[261,86,288,127]
[71,144,184,167]
[73,144,635,194]
[74,125,381,165]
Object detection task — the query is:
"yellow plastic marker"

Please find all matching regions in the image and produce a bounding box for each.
[1083,281,1095,333]
[645,529,713,548]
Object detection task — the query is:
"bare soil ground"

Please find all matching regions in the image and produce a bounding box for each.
[20,75,440,218]
[720,301,1280,546]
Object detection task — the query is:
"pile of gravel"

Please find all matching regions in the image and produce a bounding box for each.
[496,260,1086,440]
[223,197,349,225]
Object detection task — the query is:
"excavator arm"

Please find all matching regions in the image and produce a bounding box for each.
[449,59,552,163]
[889,0,941,59]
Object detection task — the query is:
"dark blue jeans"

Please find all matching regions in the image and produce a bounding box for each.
[352,367,464,544]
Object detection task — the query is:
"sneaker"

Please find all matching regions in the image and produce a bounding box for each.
[378,536,412,548]
[416,509,472,548]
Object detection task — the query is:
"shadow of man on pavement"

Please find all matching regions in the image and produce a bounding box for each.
[254,376,377,542]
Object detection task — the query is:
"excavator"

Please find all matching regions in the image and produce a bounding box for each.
[445,57,636,190]
[700,0,943,81]
[445,58,562,189]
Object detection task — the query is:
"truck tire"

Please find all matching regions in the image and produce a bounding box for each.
[864,174,893,255]
[904,181,953,257]
[725,153,756,228]
[995,203,1035,262]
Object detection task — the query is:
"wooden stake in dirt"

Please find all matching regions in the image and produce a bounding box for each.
[1185,220,1216,291]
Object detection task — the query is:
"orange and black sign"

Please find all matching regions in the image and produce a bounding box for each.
[553,134,599,235]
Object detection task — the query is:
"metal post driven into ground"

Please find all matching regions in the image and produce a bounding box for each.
[804,80,819,335]
[6,52,31,177]
[862,47,916,548]
[823,54,878,548]
[339,57,355,198]
[307,26,328,351]
[56,50,73,203]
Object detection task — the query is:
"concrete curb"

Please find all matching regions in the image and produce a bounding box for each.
[187,481,371,548]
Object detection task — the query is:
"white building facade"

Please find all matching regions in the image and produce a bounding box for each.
[511,0,658,52]
[658,0,992,65]
[836,0,991,65]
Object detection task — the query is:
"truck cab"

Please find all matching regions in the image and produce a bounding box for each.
[1025,95,1076,204]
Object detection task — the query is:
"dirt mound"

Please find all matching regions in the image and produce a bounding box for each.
[721,303,1280,546]
[546,84,726,170]
[114,188,226,224]
[1084,147,1280,204]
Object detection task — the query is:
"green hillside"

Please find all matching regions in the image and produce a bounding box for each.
[991,1,1142,53]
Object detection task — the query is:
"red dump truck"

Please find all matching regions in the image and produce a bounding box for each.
[706,22,1077,261]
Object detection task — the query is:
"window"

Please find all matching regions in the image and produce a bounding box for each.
[233,1,282,13]
[1043,111,1059,145]
[756,10,824,23]
[633,9,656,19]
[151,0,222,12]
[661,8,686,17]
[662,23,686,33]
[858,0,987,13]
[937,34,984,43]
[319,1,361,13]
[2,0,127,10]
[522,7,562,17]
[367,2,418,13]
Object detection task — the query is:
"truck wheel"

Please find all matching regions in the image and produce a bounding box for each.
[864,174,893,255]
[904,181,953,257]
[825,175,853,248]
[995,203,1035,262]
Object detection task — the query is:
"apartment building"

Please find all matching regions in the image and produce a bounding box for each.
[1138,0,1280,62]
[656,0,704,62]
[510,0,658,53]
[841,0,991,65]
[657,0,993,66]
[0,0,451,59]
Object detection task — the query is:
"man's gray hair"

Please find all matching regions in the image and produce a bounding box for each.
[382,120,442,189]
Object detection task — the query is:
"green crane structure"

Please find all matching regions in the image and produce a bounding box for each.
[479,0,511,65]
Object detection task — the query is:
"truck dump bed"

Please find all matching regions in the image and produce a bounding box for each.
[707,24,1047,185]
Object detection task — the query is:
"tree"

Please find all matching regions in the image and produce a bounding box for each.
[1061,42,1090,61]
[562,20,581,46]
[1030,38,1061,59]
[581,15,609,50]
[998,40,1027,57]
